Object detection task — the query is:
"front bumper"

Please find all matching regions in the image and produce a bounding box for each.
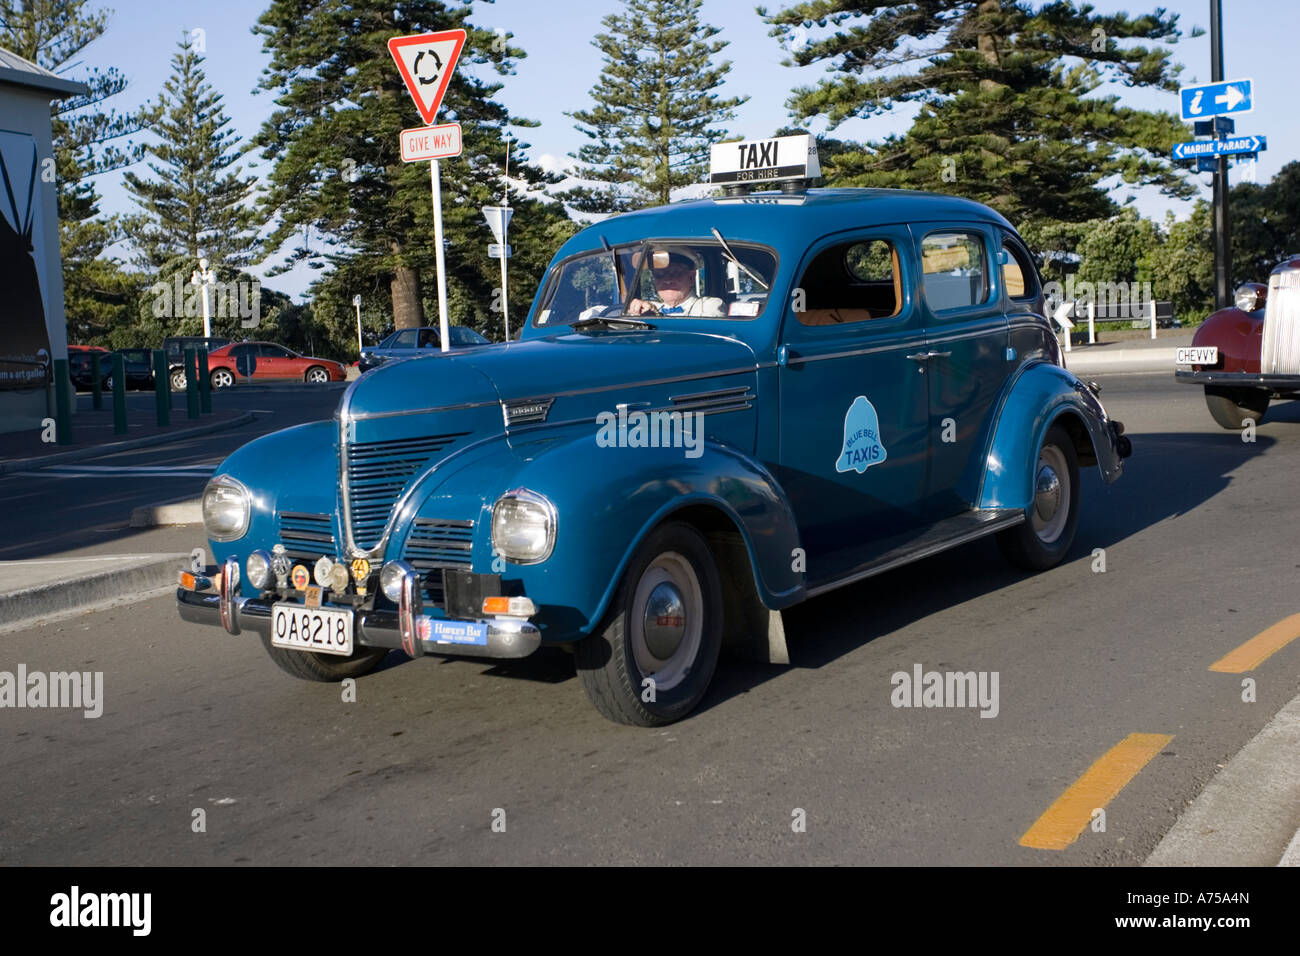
[177,587,541,660]
[1175,370,1300,392]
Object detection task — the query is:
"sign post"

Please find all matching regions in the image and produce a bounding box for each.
[388,29,467,353]
[352,294,362,358]
[482,205,514,340]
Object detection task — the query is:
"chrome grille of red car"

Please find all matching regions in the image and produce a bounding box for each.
[1262,267,1300,375]
[344,434,467,550]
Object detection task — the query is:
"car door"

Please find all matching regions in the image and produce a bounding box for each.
[915,225,1010,515]
[777,227,933,577]
[258,343,295,380]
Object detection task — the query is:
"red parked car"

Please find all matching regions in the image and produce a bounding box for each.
[205,342,347,388]
[1175,255,1300,428]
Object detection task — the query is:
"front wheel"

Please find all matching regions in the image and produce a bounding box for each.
[305,365,330,384]
[259,633,388,682]
[210,367,235,389]
[575,521,723,726]
[1204,386,1268,430]
[169,368,187,391]
[997,423,1081,572]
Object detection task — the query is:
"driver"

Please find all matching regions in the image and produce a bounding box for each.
[628,253,725,316]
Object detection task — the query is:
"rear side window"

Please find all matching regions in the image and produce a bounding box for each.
[797,238,903,326]
[1001,239,1037,300]
[921,231,988,311]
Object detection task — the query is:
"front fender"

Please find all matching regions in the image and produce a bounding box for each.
[421,428,804,641]
[207,420,338,565]
[978,362,1123,511]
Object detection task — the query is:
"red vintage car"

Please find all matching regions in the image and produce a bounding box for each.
[1175,256,1300,427]
[206,342,347,388]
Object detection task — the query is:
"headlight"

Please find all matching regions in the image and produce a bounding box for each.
[246,550,272,590]
[202,475,250,541]
[491,489,557,564]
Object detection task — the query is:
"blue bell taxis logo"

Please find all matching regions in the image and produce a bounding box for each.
[837,396,888,473]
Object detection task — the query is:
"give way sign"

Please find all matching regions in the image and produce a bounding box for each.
[388,29,466,126]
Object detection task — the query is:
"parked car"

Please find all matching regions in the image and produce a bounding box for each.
[357,325,489,372]
[67,345,107,390]
[204,342,347,388]
[164,336,232,390]
[1174,256,1300,427]
[97,348,156,391]
[177,135,1129,726]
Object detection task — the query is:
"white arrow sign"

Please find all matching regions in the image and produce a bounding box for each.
[1216,84,1246,110]
[482,206,513,245]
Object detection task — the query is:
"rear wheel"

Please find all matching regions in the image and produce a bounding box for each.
[305,365,330,384]
[259,633,388,682]
[169,368,187,391]
[1204,386,1268,429]
[210,367,235,389]
[997,423,1080,572]
[575,521,723,726]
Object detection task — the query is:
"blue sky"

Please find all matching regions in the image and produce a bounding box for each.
[63,0,1300,300]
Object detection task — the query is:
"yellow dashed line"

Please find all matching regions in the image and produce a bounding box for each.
[1210,613,1300,673]
[1019,732,1173,851]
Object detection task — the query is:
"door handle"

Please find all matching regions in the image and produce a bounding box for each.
[906,350,951,361]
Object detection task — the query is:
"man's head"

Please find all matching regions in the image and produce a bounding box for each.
[651,253,696,306]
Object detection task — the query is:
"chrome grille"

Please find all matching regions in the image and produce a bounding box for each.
[403,518,474,607]
[344,434,466,549]
[1262,269,1300,375]
[278,512,336,562]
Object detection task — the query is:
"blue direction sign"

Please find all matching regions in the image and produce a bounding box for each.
[1173,135,1267,161]
[1180,79,1253,120]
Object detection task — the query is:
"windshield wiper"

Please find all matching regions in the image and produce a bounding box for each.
[711,228,769,291]
[569,315,656,332]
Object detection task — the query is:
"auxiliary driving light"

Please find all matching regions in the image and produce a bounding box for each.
[328,564,350,593]
[380,560,416,603]
[245,550,273,590]
[313,555,334,587]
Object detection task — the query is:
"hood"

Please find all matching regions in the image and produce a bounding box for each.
[342,329,758,419]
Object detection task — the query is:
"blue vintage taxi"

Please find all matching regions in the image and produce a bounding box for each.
[178,135,1130,726]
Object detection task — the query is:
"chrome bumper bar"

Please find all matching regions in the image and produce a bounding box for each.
[177,586,542,660]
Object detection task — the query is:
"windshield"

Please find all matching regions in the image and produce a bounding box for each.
[535,240,777,327]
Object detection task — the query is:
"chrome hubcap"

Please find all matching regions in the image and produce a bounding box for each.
[1029,444,1070,544]
[630,552,703,693]
[1034,465,1060,522]
[642,581,687,659]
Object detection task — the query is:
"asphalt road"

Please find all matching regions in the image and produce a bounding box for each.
[2,374,1299,864]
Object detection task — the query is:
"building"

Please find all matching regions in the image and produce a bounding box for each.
[0,46,86,434]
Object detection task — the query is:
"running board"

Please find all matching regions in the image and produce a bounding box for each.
[805,509,1025,600]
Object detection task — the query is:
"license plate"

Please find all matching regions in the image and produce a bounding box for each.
[271,603,354,656]
[1176,346,1218,365]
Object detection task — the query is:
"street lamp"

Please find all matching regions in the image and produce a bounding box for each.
[352,294,363,356]
[190,257,216,338]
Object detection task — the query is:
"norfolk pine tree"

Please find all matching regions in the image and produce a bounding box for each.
[763,0,1199,229]
[563,0,747,213]
[123,39,257,272]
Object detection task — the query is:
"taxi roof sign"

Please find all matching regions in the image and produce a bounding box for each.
[710,134,820,187]
[388,29,467,126]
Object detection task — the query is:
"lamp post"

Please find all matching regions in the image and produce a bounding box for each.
[190,257,216,338]
[353,294,363,357]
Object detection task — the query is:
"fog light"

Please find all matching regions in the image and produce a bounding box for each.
[380,560,415,602]
[328,564,350,593]
[482,596,536,617]
[246,550,273,590]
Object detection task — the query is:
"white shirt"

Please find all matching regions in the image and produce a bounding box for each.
[653,295,726,316]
